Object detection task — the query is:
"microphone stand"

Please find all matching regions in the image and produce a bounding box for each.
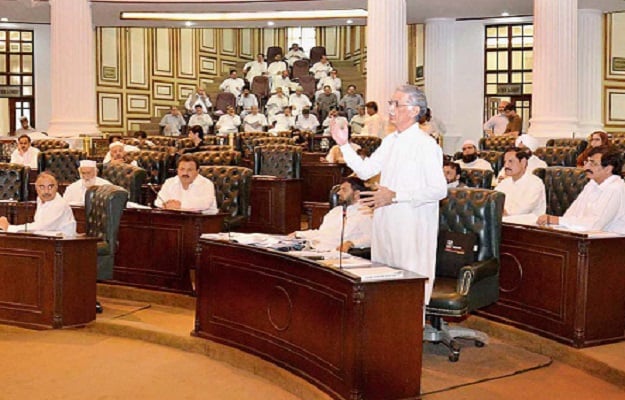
[338,203,347,270]
[146,183,166,208]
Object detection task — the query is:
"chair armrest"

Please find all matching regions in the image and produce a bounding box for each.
[457,258,499,295]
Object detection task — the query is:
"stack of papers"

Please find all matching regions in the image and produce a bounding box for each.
[346,267,404,281]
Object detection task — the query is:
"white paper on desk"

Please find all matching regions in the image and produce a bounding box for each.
[200,232,231,241]
[502,213,539,225]
[346,267,403,281]
[30,230,65,237]
[126,201,151,209]
[328,257,372,268]
[546,225,625,238]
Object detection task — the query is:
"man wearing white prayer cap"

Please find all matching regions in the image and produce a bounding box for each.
[106,141,138,167]
[455,139,493,171]
[63,159,113,205]
[495,134,547,184]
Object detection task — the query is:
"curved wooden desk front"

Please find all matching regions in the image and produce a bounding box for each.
[193,239,425,400]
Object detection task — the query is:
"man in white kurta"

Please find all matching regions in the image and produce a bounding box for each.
[215,107,241,135]
[495,134,547,185]
[63,160,113,205]
[0,172,76,236]
[331,85,447,304]
[537,147,625,233]
[219,70,245,98]
[265,88,289,121]
[309,55,333,80]
[295,109,320,133]
[483,101,509,136]
[243,54,267,82]
[272,70,295,95]
[455,140,494,171]
[243,106,269,132]
[188,105,214,137]
[285,44,306,67]
[237,89,259,118]
[155,155,218,213]
[10,134,40,169]
[289,87,312,116]
[295,177,372,252]
[269,107,296,134]
[495,148,546,216]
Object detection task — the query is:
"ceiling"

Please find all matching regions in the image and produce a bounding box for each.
[0,0,624,28]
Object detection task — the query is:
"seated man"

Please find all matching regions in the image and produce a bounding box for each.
[243,105,269,132]
[159,106,186,136]
[188,104,213,138]
[537,146,625,233]
[315,69,341,102]
[349,105,366,135]
[295,107,320,133]
[285,43,306,67]
[495,147,546,216]
[271,69,295,95]
[269,106,295,134]
[219,69,245,98]
[106,141,138,166]
[265,87,289,121]
[134,130,155,148]
[215,106,241,135]
[496,134,547,184]
[455,140,493,171]
[309,55,332,81]
[63,160,113,205]
[16,116,35,134]
[238,88,259,119]
[295,177,372,252]
[288,86,312,117]
[0,172,76,236]
[443,159,465,188]
[360,101,386,138]
[339,85,364,121]
[243,53,267,83]
[316,85,338,123]
[155,154,218,213]
[10,134,40,169]
[322,108,348,136]
[181,126,205,154]
[102,136,140,164]
[184,86,212,115]
[267,54,288,81]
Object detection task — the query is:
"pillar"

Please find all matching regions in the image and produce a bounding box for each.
[577,9,604,136]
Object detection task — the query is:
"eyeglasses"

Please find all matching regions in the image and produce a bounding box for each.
[36,184,57,191]
[387,100,413,109]
[584,158,600,167]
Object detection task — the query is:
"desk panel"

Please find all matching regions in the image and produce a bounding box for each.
[301,162,350,203]
[244,177,302,234]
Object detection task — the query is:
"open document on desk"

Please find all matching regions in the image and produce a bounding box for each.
[503,214,625,238]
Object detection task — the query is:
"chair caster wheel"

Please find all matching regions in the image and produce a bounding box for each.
[475,340,485,347]
[448,340,460,362]
[448,352,460,362]
[96,301,103,314]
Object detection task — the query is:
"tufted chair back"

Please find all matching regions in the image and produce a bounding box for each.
[309,46,326,65]
[350,135,382,156]
[244,136,295,159]
[198,166,253,229]
[0,162,29,200]
[460,168,494,189]
[254,144,302,179]
[101,163,147,203]
[479,150,504,175]
[0,139,18,163]
[125,150,169,184]
[298,75,316,99]
[38,149,85,182]
[291,59,310,81]
[148,136,177,147]
[479,136,516,151]
[176,138,196,150]
[192,150,241,166]
[198,145,232,152]
[546,138,588,155]
[611,137,625,152]
[85,184,128,280]
[120,138,141,146]
[31,139,69,152]
[533,146,577,167]
[214,92,237,114]
[533,167,589,216]
[239,131,269,154]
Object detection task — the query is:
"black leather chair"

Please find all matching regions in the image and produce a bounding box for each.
[309,46,326,65]
[533,146,578,167]
[533,166,588,216]
[546,138,588,155]
[0,162,29,200]
[125,150,169,184]
[198,166,252,230]
[192,150,241,166]
[37,149,86,182]
[85,184,128,280]
[101,163,147,203]
[460,168,494,189]
[246,137,296,160]
[424,187,504,362]
[350,135,382,156]
[479,136,516,151]
[253,144,302,179]
[478,150,504,175]
[31,139,70,152]
[266,46,283,66]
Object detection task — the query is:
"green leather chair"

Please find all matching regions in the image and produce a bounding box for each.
[533,166,589,216]
[533,146,578,167]
[198,165,253,230]
[85,184,128,280]
[546,138,588,155]
[460,168,494,189]
[479,136,516,151]
[0,162,30,200]
[101,163,147,204]
[424,187,504,362]
[253,144,302,179]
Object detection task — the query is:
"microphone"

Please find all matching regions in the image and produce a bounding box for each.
[147,183,166,207]
[338,203,347,270]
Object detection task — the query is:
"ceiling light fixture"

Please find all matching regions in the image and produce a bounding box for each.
[346,19,353,24]
[267,21,275,27]
[121,9,367,22]
[0,17,8,22]
[501,12,510,17]
[185,21,193,27]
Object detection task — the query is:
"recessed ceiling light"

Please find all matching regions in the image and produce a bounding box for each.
[501,12,510,17]
[267,21,275,26]
[346,19,353,24]
[0,17,8,22]
[185,21,193,27]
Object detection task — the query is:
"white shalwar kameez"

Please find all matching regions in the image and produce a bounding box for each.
[340,122,447,303]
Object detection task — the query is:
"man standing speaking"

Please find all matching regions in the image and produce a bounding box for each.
[331,84,447,303]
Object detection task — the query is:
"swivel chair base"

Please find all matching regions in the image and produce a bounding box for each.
[424,318,489,362]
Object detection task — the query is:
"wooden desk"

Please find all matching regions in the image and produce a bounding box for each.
[301,161,350,203]
[7,202,225,295]
[194,240,425,400]
[0,232,98,329]
[243,176,302,234]
[478,223,625,348]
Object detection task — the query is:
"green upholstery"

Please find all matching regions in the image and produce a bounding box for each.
[253,144,302,179]
[0,162,29,200]
[84,184,128,280]
[479,136,516,151]
[546,138,588,155]
[37,149,86,182]
[350,135,381,156]
[245,137,296,159]
[198,165,252,229]
[101,163,147,203]
[533,146,578,167]
[125,150,169,184]
[479,150,504,175]
[31,139,69,152]
[460,168,494,189]
[426,188,504,361]
[533,166,588,216]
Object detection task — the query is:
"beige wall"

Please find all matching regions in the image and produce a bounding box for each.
[604,12,625,131]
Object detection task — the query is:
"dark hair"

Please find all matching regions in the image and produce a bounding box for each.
[342,176,367,192]
[134,130,147,139]
[177,154,199,170]
[347,84,356,90]
[108,135,122,144]
[588,146,623,175]
[504,146,531,161]
[189,125,203,136]
[365,101,378,112]
[443,159,461,176]
[503,103,517,112]
[17,134,31,143]
[229,69,237,75]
